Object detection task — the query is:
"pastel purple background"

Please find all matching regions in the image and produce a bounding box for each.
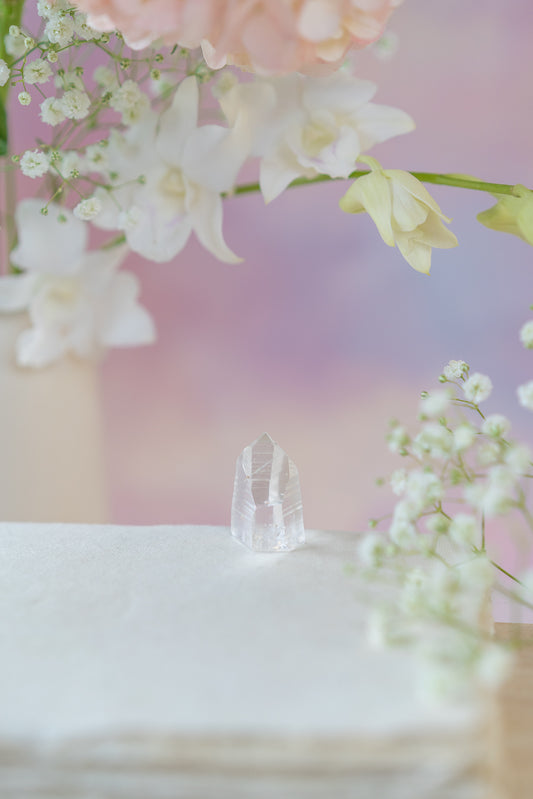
[15,2,533,592]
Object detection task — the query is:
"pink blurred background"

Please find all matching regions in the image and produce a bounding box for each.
[100,0,533,540]
[10,0,533,591]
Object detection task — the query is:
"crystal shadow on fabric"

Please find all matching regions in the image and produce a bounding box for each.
[231,433,305,552]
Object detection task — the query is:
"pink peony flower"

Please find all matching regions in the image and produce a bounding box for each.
[74,0,403,74]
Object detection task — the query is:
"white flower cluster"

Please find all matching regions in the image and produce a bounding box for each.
[359,358,533,699]
[517,306,533,411]
[1,8,418,367]
[0,201,154,367]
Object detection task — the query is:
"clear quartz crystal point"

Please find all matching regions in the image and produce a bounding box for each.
[231,433,305,552]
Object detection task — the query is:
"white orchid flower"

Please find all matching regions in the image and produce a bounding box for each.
[339,157,458,273]
[219,72,414,203]
[94,76,245,264]
[0,200,155,367]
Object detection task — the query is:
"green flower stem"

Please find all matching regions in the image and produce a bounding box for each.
[0,0,25,128]
[0,0,25,274]
[491,560,522,585]
[229,171,528,199]
[102,233,126,250]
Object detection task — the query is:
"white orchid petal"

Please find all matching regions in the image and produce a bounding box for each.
[260,152,303,203]
[81,245,129,291]
[125,198,193,263]
[338,181,366,214]
[0,273,36,311]
[99,272,156,347]
[219,82,278,159]
[391,179,429,231]
[418,212,459,249]
[91,187,125,232]
[343,172,395,246]
[302,74,377,113]
[157,76,199,165]
[189,188,242,263]
[385,170,451,221]
[396,232,432,274]
[11,200,87,275]
[355,103,415,151]
[183,125,247,194]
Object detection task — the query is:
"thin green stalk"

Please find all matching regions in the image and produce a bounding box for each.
[229,171,529,200]
[0,0,26,273]
[491,560,522,584]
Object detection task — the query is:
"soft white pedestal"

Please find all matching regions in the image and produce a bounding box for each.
[0,524,487,798]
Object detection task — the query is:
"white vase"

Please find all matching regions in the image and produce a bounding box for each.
[0,316,108,522]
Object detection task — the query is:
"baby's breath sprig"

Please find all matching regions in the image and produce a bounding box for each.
[358,359,533,700]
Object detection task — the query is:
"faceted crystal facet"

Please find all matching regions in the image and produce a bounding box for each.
[231,433,305,552]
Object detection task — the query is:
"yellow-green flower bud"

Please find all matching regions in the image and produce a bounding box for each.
[477,185,533,246]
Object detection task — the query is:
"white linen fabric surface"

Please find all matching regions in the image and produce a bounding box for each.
[0,524,485,799]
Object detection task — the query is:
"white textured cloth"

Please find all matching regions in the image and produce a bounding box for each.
[0,524,485,798]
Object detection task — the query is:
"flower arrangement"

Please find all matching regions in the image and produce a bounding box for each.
[0,0,532,689]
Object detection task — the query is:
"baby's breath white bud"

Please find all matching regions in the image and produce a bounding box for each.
[45,14,75,47]
[389,518,417,549]
[20,149,50,178]
[517,380,533,411]
[419,389,451,419]
[4,32,27,58]
[504,443,532,474]
[482,414,510,439]
[477,441,502,468]
[84,142,108,173]
[24,58,53,85]
[413,423,453,459]
[358,533,385,568]
[56,70,84,91]
[60,89,91,120]
[405,470,443,508]
[443,359,468,381]
[463,372,493,404]
[387,424,410,453]
[75,17,98,41]
[390,468,407,496]
[426,514,449,535]
[40,96,66,126]
[519,320,533,349]
[448,514,478,547]
[73,196,102,221]
[475,644,512,689]
[46,49,59,63]
[93,65,118,91]
[212,70,239,99]
[18,91,32,106]
[458,555,493,592]
[110,79,149,125]
[0,59,10,87]
[37,0,55,17]
[453,423,476,452]
[59,150,83,178]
